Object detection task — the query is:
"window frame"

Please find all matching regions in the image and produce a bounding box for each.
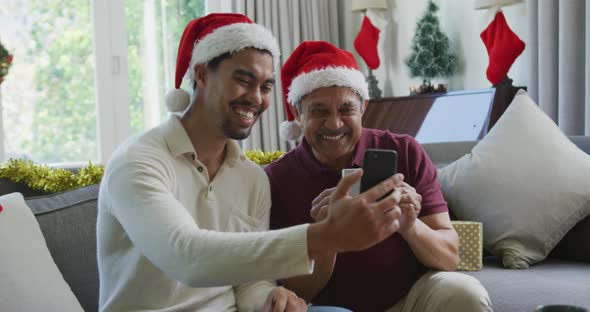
[92,0,132,164]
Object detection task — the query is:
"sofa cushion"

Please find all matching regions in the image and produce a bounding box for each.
[26,184,99,312]
[437,90,590,269]
[425,137,590,262]
[0,178,50,197]
[0,192,84,312]
[466,257,590,312]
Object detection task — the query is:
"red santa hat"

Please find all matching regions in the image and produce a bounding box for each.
[165,13,280,113]
[280,41,369,141]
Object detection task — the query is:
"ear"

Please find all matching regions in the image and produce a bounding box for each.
[360,99,369,116]
[290,103,302,123]
[194,64,208,89]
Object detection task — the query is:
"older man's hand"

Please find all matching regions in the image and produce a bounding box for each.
[393,174,422,234]
[262,286,307,312]
[310,187,336,222]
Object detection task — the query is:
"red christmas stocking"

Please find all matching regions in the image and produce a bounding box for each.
[354,16,381,70]
[480,11,525,85]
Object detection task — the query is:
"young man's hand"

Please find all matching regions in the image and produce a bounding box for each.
[262,286,307,312]
[308,170,403,259]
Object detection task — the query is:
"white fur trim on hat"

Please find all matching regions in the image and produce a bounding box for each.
[187,23,280,84]
[279,120,303,141]
[165,88,191,113]
[287,67,369,105]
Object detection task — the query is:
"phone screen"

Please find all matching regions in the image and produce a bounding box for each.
[360,149,398,194]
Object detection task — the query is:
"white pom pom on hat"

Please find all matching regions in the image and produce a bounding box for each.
[165,89,191,113]
[279,41,369,141]
[165,13,280,113]
[279,120,303,141]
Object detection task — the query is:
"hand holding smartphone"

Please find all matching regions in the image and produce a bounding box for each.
[360,149,398,199]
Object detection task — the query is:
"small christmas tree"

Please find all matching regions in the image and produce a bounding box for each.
[405,0,457,94]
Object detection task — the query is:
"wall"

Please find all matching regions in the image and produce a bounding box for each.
[343,0,529,97]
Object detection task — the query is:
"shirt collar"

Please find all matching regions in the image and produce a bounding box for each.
[162,116,246,164]
[296,139,334,175]
[225,139,247,165]
[162,115,195,158]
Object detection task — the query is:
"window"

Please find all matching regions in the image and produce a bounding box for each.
[1,0,96,164]
[125,0,205,134]
[0,0,204,165]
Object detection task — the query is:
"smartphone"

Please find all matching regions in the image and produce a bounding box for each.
[360,149,398,194]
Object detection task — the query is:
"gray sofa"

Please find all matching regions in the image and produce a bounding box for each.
[2,136,589,312]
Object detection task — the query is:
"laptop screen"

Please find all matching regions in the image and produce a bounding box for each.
[362,88,496,144]
[414,89,496,143]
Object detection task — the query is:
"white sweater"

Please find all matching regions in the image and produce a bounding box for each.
[97,116,312,312]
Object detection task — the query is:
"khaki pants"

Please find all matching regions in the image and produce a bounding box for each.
[386,271,493,312]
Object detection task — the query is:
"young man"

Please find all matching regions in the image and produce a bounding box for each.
[266,41,493,312]
[98,14,403,312]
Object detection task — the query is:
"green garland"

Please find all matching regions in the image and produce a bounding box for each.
[0,150,283,193]
[0,159,104,193]
[244,149,285,165]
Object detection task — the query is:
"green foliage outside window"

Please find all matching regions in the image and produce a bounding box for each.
[24,0,96,163]
[20,0,204,163]
[126,0,205,133]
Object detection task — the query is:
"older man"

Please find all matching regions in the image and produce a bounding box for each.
[265,40,492,312]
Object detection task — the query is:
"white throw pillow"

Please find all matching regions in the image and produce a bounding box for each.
[0,192,84,312]
[437,90,590,269]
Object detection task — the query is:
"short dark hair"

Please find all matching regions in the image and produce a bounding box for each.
[207,48,273,72]
[192,48,272,90]
[206,51,233,72]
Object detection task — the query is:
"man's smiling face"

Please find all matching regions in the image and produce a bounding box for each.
[201,48,275,140]
[295,86,365,167]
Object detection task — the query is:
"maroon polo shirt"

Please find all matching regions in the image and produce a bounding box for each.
[265,128,448,312]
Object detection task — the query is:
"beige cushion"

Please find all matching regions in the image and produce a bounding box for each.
[437,90,590,269]
[0,192,84,312]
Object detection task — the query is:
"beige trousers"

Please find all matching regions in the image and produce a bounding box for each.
[386,271,493,312]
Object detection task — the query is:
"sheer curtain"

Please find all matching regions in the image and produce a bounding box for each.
[207,0,348,151]
[527,0,590,135]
